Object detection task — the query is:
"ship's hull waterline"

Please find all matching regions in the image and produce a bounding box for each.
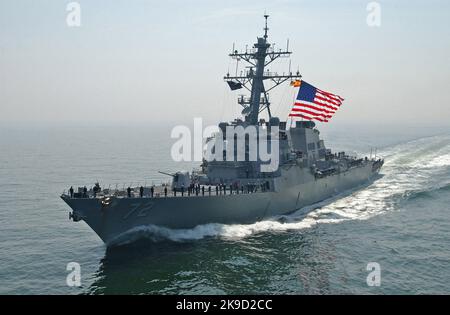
[62,161,382,244]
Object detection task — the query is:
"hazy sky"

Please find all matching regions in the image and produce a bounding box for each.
[0,0,449,126]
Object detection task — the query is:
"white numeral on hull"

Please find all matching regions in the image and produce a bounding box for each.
[123,202,154,220]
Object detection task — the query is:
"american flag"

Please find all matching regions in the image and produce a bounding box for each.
[289,81,344,122]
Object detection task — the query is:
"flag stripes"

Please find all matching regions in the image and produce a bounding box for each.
[289,81,344,123]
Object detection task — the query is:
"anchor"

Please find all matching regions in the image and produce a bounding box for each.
[69,211,81,222]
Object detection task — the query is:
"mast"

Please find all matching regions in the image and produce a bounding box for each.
[224,15,302,125]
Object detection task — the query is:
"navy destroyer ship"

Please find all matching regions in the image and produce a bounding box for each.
[61,16,383,244]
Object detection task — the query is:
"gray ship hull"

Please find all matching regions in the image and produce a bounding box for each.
[62,161,382,244]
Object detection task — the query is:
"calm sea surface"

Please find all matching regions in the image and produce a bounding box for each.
[0,123,449,294]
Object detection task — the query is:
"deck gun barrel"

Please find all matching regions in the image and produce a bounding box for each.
[158,171,176,177]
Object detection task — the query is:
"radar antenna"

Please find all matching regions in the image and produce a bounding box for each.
[224,15,302,125]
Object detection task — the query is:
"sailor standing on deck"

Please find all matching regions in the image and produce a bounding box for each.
[69,186,74,198]
[164,186,168,197]
[93,183,101,197]
[150,186,154,198]
[139,186,144,198]
[127,186,131,198]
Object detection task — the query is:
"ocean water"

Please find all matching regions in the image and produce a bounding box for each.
[0,123,449,294]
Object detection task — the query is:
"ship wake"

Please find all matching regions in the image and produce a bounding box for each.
[109,134,450,247]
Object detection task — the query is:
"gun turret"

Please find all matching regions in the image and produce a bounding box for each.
[159,171,191,190]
